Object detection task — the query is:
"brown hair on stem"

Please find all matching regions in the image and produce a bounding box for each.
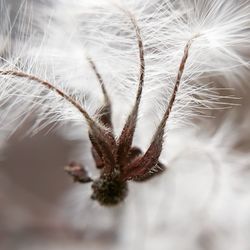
[86,56,117,173]
[122,39,195,181]
[0,69,117,172]
[87,56,113,130]
[0,70,94,125]
[116,8,145,167]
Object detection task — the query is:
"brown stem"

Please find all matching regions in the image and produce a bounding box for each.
[116,9,145,165]
[1,70,117,165]
[154,39,193,137]
[127,11,145,113]
[87,56,113,129]
[0,70,95,126]
[125,39,196,179]
[87,56,111,107]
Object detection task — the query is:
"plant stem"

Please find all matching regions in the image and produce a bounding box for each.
[0,70,95,126]
[116,8,145,165]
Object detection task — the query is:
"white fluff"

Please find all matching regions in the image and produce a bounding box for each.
[0,0,249,135]
[0,1,250,249]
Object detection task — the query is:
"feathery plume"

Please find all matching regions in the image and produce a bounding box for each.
[0,0,249,206]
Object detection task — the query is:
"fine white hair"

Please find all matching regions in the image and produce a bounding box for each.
[0,0,249,135]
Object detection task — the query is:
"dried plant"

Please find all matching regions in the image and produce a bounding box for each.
[0,0,249,208]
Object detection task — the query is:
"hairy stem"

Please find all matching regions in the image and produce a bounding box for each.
[157,39,193,134]
[126,11,145,114]
[0,70,95,126]
[116,8,145,165]
[87,56,111,107]
[126,38,197,178]
[87,56,113,129]
[0,70,117,169]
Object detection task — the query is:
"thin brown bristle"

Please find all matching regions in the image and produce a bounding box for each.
[87,56,113,129]
[116,9,145,166]
[87,56,111,106]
